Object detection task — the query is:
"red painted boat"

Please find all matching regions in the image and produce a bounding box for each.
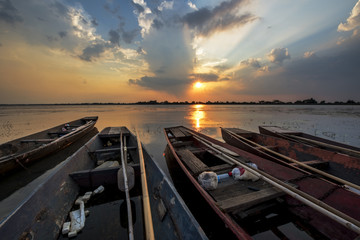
[165,126,360,239]
[222,127,360,187]
[259,126,360,158]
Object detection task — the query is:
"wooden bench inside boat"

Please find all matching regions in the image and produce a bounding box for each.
[209,178,285,214]
[216,186,284,213]
[177,149,209,175]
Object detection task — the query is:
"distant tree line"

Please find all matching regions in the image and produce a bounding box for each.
[1,98,359,106]
[135,98,360,105]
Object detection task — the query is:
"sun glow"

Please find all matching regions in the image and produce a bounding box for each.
[194,81,203,89]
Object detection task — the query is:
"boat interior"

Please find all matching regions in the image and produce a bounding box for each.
[59,127,145,239]
[165,126,328,239]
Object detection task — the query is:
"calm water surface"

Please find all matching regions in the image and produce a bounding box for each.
[1,104,360,177]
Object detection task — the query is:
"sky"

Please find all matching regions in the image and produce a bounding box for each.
[0,0,359,104]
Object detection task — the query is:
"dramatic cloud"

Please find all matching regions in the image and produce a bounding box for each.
[267,48,290,64]
[232,33,360,101]
[0,0,23,24]
[79,43,106,62]
[128,25,194,94]
[338,0,360,32]
[183,0,257,36]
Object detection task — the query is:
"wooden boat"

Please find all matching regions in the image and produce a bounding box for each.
[165,126,360,240]
[0,127,207,240]
[222,127,360,186]
[0,116,98,175]
[259,125,360,158]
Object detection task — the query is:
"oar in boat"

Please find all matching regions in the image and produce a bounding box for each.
[185,129,360,234]
[222,128,360,192]
[117,130,135,240]
[136,129,155,240]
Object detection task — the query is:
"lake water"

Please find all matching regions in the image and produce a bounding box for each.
[1,104,360,177]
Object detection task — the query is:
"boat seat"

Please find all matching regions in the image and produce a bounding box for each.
[216,186,284,213]
[177,149,209,175]
[170,128,187,138]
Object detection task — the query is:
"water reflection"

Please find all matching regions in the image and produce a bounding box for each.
[191,104,205,130]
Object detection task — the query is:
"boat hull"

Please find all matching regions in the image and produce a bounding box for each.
[0,127,207,240]
[0,117,98,175]
[221,127,360,239]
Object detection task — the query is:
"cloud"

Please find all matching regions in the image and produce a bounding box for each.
[267,48,290,64]
[303,51,316,58]
[338,0,360,32]
[151,18,164,30]
[158,1,174,11]
[132,2,145,14]
[128,24,194,94]
[241,58,262,68]
[189,73,220,82]
[58,31,67,38]
[182,0,257,36]
[131,0,155,37]
[129,76,190,94]
[78,43,106,62]
[231,33,360,101]
[187,1,198,11]
[109,30,120,46]
[0,0,23,24]
[121,28,138,44]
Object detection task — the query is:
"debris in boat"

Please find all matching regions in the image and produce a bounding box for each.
[93,185,104,195]
[62,185,105,238]
[231,163,259,182]
[198,171,218,190]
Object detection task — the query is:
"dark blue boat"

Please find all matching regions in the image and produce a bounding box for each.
[0,127,207,240]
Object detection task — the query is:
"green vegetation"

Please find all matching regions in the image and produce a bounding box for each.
[1,98,359,106]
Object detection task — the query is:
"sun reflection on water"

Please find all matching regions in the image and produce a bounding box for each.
[192,104,205,130]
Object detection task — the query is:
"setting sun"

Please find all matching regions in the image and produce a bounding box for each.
[194,82,203,89]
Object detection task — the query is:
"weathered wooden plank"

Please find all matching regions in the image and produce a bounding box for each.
[217,187,284,213]
[171,128,186,138]
[177,149,209,175]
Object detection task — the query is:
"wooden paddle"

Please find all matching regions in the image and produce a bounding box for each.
[136,129,155,240]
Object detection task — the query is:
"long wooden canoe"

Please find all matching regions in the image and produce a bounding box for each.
[0,117,98,175]
[259,125,360,158]
[0,126,207,239]
[222,127,360,186]
[165,126,360,239]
